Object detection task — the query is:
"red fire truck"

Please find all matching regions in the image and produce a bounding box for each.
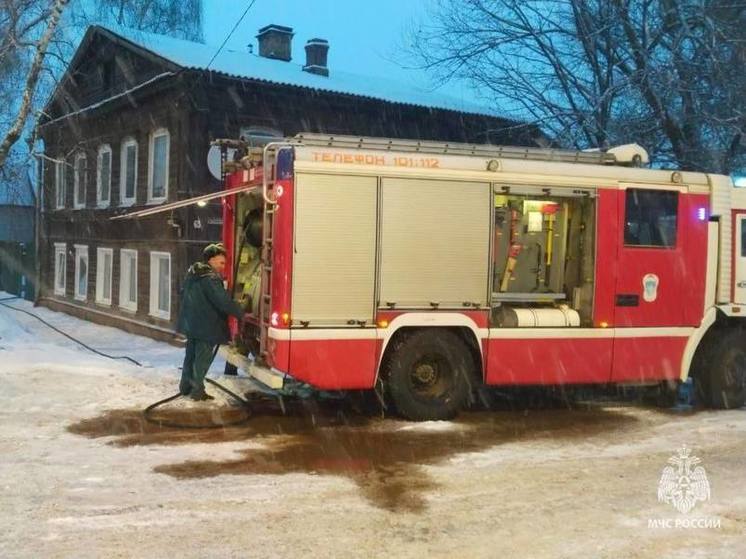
[128,134,746,420]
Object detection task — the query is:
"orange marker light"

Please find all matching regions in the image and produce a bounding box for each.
[600,321,609,328]
[281,312,290,325]
[377,319,389,328]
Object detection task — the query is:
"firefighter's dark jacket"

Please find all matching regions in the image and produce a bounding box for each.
[177,262,243,345]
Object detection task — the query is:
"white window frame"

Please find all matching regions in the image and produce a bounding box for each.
[54,243,66,295]
[73,152,87,209]
[149,251,171,319]
[95,247,113,306]
[119,249,138,312]
[96,144,112,208]
[74,244,89,301]
[54,158,66,210]
[120,137,138,206]
[147,128,169,204]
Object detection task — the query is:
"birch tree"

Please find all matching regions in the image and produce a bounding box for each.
[0,0,67,169]
[0,0,203,194]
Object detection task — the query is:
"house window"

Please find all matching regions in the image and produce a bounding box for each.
[97,144,112,207]
[148,128,169,203]
[55,158,66,209]
[73,152,87,209]
[74,245,89,301]
[119,249,138,311]
[54,243,66,295]
[120,138,138,205]
[149,251,171,319]
[95,247,113,305]
[624,189,678,248]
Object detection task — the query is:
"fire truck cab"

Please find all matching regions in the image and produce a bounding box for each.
[209,134,746,420]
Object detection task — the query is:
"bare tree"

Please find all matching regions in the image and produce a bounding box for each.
[0,0,204,196]
[0,0,67,169]
[409,0,746,172]
[94,0,203,42]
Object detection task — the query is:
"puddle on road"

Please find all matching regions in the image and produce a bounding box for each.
[68,396,638,512]
[67,396,363,446]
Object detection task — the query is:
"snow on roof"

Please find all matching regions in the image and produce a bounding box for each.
[102,26,500,118]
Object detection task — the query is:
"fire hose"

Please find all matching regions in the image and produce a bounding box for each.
[143,345,252,428]
[144,379,252,429]
[0,298,253,428]
[0,298,141,366]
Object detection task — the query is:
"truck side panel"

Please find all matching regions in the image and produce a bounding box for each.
[288,332,378,390]
[611,334,689,382]
[485,335,612,385]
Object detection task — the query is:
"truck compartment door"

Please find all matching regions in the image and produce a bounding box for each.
[288,173,378,389]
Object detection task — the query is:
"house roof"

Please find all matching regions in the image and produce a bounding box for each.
[93,25,503,118]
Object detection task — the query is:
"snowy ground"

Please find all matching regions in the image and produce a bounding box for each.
[1,293,745,558]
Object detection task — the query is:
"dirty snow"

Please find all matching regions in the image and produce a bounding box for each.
[1,293,745,558]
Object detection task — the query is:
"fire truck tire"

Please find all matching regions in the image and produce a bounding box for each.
[702,329,746,409]
[383,329,472,421]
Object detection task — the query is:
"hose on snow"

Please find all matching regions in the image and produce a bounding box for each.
[0,299,253,428]
[0,300,142,366]
[143,377,252,429]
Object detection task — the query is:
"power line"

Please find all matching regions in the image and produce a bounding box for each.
[206,0,258,70]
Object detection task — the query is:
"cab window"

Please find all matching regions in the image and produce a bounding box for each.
[624,189,678,248]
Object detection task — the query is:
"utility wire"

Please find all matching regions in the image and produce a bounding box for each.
[206,0,258,70]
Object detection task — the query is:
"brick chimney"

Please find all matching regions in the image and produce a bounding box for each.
[303,38,329,76]
[256,24,294,61]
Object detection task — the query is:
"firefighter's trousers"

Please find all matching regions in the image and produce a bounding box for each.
[179,339,217,396]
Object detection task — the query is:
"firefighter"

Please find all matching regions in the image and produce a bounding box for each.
[177,243,244,400]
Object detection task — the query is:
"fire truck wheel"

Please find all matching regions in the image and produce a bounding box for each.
[384,329,472,421]
[704,329,746,409]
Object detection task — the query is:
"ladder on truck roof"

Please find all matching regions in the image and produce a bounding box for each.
[292,134,649,167]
